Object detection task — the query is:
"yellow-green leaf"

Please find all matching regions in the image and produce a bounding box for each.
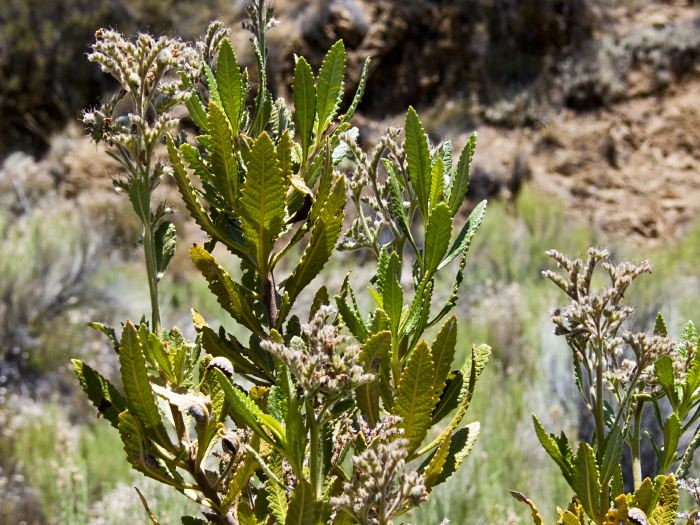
[240,133,288,273]
[119,322,167,438]
[355,331,392,426]
[190,244,264,336]
[216,38,244,135]
[405,106,431,214]
[393,340,437,454]
[72,359,126,428]
[293,56,316,160]
[315,40,345,134]
[448,131,477,215]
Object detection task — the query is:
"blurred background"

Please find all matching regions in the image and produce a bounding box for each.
[1,0,699,523]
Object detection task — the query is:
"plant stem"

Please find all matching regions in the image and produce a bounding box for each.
[306,398,321,500]
[142,217,161,334]
[631,401,644,490]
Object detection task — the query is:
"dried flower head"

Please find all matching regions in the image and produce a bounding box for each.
[330,420,427,525]
[261,305,373,399]
[544,249,677,393]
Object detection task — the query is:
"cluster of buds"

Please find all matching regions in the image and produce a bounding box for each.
[679,478,700,524]
[339,128,409,253]
[260,306,373,400]
[330,419,427,525]
[544,249,676,387]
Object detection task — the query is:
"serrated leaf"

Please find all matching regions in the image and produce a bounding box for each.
[316,40,345,133]
[574,443,602,523]
[423,202,452,276]
[393,340,437,454]
[660,413,681,472]
[405,106,431,214]
[387,167,411,239]
[429,156,445,210]
[431,317,457,397]
[286,481,315,525]
[118,411,172,483]
[400,278,433,338]
[532,414,575,487]
[654,356,677,408]
[204,64,221,106]
[293,56,316,161]
[154,221,176,277]
[439,199,487,270]
[355,331,392,426]
[423,423,480,489]
[600,424,624,487]
[119,322,167,440]
[341,56,370,123]
[448,132,477,215]
[207,100,237,206]
[654,313,668,337]
[431,370,463,424]
[216,38,244,135]
[282,176,345,313]
[190,244,264,335]
[266,455,288,524]
[649,475,678,525]
[72,359,126,428]
[240,133,288,273]
[214,369,285,449]
[379,252,403,334]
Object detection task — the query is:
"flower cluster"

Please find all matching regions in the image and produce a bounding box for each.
[544,248,679,393]
[260,306,373,399]
[338,128,407,253]
[83,29,201,148]
[330,418,427,525]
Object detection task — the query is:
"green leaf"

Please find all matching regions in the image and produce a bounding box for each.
[286,481,315,525]
[355,331,392,426]
[282,176,346,312]
[655,356,678,408]
[240,133,288,273]
[216,38,244,135]
[393,340,437,454]
[119,322,167,438]
[72,359,126,428]
[315,40,346,133]
[405,106,431,214]
[649,475,679,525]
[439,199,487,270]
[266,455,288,524]
[207,100,238,206]
[429,156,445,210]
[117,411,173,483]
[573,443,602,523]
[431,371,463,424]
[448,131,477,215]
[400,278,433,338]
[154,221,176,277]
[341,56,370,123]
[293,57,316,160]
[430,317,457,397]
[423,423,480,488]
[214,369,285,449]
[660,413,681,472]
[423,203,452,276]
[654,312,669,337]
[386,167,411,240]
[532,414,575,486]
[204,64,221,106]
[600,425,624,487]
[379,251,403,334]
[190,244,264,336]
